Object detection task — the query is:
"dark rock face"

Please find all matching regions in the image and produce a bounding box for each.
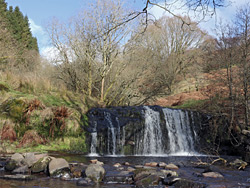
[86,105,213,155]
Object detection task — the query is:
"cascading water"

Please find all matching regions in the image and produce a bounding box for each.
[163,108,196,155]
[141,106,163,155]
[89,132,98,156]
[86,106,208,156]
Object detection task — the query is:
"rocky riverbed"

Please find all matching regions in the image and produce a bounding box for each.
[0,153,249,187]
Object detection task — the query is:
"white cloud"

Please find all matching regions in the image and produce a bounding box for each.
[29,19,44,35]
[41,46,60,63]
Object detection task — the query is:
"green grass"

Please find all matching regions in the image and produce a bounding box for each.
[173,99,206,110]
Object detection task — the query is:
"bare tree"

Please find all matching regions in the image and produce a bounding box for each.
[235,4,250,127]
[124,16,206,104]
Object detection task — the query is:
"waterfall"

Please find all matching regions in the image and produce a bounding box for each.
[87,105,206,156]
[163,108,196,155]
[105,112,117,155]
[141,106,163,155]
[89,132,98,156]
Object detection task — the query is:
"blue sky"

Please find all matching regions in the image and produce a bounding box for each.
[4,0,248,59]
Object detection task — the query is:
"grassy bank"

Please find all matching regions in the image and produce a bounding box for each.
[0,72,90,154]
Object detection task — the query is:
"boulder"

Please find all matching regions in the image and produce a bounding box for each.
[49,158,70,176]
[202,172,224,178]
[12,165,29,174]
[96,161,104,166]
[159,162,167,168]
[145,162,158,167]
[34,153,48,161]
[166,178,205,187]
[5,160,17,171]
[31,156,53,173]
[124,162,130,166]
[104,171,134,184]
[23,153,37,167]
[113,163,121,168]
[127,167,136,172]
[90,159,98,164]
[85,164,105,182]
[161,169,178,177]
[70,165,87,178]
[11,153,24,164]
[165,163,179,170]
[77,177,95,186]
[135,174,160,187]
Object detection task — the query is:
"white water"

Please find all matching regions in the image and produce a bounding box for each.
[163,108,196,154]
[89,132,98,156]
[142,106,163,155]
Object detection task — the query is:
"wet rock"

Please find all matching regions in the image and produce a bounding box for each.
[124,162,130,166]
[0,174,36,181]
[229,159,248,170]
[85,164,105,182]
[117,167,124,171]
[89,159,98,164]
[11,153,24,164]
[96,161,104,166]
[23,153,37,167]
[172,178,205,188]
[127,167,136,172]
[71,165,87,178]
[34,153,48,161]
[12,165,29,174]
[113,163,121,168]
[202,172,223,178]
[31,156,53,173]
[165,163,179,170]
[5,160,17,171]
[60,172,71,180]
[161,169,178,177]
[49,158,70,176]
[159,162,167,168]
[104,171,133,184]
[77,177,95,186]
[145,162,158,167]
[136,174,160,187]
[162,177,181,185]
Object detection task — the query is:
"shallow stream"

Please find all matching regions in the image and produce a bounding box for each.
[0,153,250,188]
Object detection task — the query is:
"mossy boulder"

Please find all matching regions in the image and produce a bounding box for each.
[85,164,105,182]
[5,160,18,171]
[31,156,53,173]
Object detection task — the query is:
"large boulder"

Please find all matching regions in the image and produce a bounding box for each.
[11,153,24,164]
[85,164,105,182]
[31,156,53,173]
[48,158,70,176]
[12,165,29,174]
[23,153,37,167]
